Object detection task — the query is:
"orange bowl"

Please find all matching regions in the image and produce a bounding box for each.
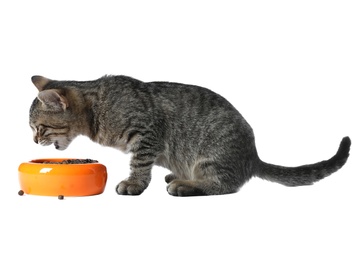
[18,158,107,197]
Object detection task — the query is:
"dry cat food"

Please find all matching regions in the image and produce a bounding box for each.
[18,190,24,196]
[42,159,98,164]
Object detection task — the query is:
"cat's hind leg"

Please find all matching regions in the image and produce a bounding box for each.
[167,179,220,196]
[166,160,243,196]
[164,173,179,183]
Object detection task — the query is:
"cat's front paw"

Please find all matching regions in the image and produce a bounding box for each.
[116,179,146,195]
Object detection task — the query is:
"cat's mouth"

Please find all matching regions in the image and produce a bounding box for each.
[38,139,62,149]
[38,139,52,147]
[36,134,72,151]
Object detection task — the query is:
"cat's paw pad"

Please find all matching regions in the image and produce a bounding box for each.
[166,180,205,196]
[164,173,178,183]
[116,180,146,195]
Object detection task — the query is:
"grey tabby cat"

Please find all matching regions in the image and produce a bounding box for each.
[29,75,351,196]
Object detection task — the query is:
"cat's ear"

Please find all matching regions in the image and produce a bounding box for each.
[31,75,52,91]
[37,89,69,111]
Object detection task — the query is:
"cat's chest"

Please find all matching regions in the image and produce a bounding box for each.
[94,130,133,154]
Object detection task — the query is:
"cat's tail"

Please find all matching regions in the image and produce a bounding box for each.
[256,137,351,186]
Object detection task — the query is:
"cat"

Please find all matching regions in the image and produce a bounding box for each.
[29,75,351,196]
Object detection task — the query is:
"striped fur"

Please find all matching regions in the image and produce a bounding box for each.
[29,75,351,196]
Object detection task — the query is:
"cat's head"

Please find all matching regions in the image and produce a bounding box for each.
[29,76,84,150]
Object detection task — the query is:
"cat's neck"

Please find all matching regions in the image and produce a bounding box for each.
[77,88,105,143]
[62,87,99,140]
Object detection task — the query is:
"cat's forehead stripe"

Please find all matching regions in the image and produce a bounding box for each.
[28,75,351,196]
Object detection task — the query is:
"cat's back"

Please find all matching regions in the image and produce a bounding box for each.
[144,79,237,113]
[142,79,250,139]
[101,75,233,109]
[100,75,243,126]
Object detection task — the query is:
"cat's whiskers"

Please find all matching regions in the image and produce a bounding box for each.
[28,74,351,196]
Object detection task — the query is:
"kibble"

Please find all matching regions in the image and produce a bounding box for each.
[58,195,64,200]
[18,190,24,196]
[42,159,98,164]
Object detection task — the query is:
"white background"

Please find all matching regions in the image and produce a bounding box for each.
[1,1,356,259]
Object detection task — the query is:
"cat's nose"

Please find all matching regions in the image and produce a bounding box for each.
[34,136,38,144]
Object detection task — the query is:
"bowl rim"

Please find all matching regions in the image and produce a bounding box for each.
[25,158,102,165]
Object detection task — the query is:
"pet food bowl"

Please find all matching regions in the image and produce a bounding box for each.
[18,158,107,197]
